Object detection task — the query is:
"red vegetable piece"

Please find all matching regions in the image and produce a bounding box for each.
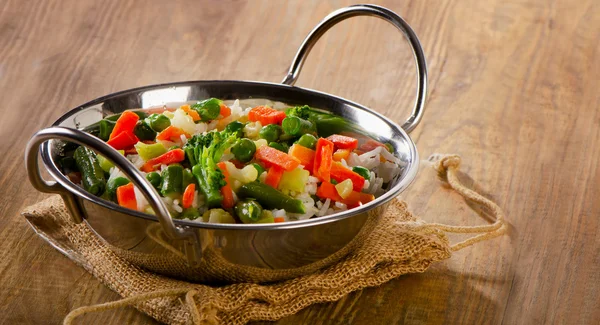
[116,183,137,210]
[216,162,235,209]
[141,149,185,172]
[182,183,196,209]
[109,111,139,140]
[330,161,365,191]
[312,138,334,182]
[265,166,284,188]
[106,130,139,150]
[248,106,286,125]
[255,146,300,171]
[156,126,191,142]
[327,134,359,151]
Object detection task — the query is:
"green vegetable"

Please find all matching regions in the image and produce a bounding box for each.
[281,116,315,137]
[160,164,183,198]
[192,98,221,121]
[238,182,305,214]
[98,119,116,141]
[146,172,162,189]
[286,105,362,137]
[295,134,317,149]
[106,111,147,122]
[133,120,156,141]
[352,166,371,181]
[252,163,265,176]
[234,200,263,224]
[225,121,245,137]
[135,142,167,161]
[183,168,197,187]
[279,168,309,193]
[73,146,106,196]
[256,210,275,223]
[231,138,256,163]
[106,177,130,200]
[60,156,77,171]
[259,124,282,143]
[184,129,238,208]
[268,142,288,153]
[96,150,125,173]
[146,114,171,132]
[180,207,201,220]
[202,208,236,223]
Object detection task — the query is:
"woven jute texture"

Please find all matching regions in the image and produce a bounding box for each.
[22,155,507,325]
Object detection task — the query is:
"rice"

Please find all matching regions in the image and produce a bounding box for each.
[316,199,331,217]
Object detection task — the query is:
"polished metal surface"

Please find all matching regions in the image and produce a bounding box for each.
[25,5,427,282]
[282,4,427,133]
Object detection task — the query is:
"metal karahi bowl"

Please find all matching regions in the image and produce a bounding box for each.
[25,4,427,283]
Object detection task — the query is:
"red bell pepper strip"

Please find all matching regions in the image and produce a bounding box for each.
[316,181,374,208]
[116,183,137,210]
[330,161,365,191]
[106,130,139,150]
[327,134,359,151]
[109,111,139,140]
[255,146,300,171]
[219,103,231,118]
[312,138,334,182]
[265,166,284,188]
[288,144,315,171]
[216,162,235,209]
[156,125,191,142]
[182,183,196,209]
[141,149,185,172]
[248,106,287,125]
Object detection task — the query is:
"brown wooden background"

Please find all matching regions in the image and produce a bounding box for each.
[1,0,598,324]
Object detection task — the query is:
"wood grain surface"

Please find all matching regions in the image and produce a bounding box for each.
[1,0,598,324]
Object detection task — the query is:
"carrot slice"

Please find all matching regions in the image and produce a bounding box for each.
[327,134,359,151]
[180,104,201,122]
[274,217,285,223]
[216,162,235,209]
[332,149,350,161]
[316,181,374,207]
[182,183,196,209]
[219,103,231,118]
[141,149,185,172]
[248,106,287,125]
[312,138,334,182]
[265,166,284,188]
[106,130,139,150]
[116,183,137,210]
[330,161,365,191]
[109,111,139,140]
[288,144,315,170]
[156,125,191,142]
[255,146,300,171]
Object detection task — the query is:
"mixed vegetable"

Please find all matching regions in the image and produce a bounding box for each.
[59,99,403,224]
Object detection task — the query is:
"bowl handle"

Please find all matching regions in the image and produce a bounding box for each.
[281,4,427,133]
[25,127,202,265]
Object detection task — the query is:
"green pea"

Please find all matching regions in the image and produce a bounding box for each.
[146,172,162,189]
[225,121,245,137]
[295,134,317,149]
[281,116,315,137]
[146,114,171,132]
[192,98,221,121]
[231,138,256,163]
[259,124,282,143]
[134,120,157,141]
[234,200,264,224]
[268,142,288,153]
[352,166,371,180]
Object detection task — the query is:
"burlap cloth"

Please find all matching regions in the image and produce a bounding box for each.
[21,154,507,325]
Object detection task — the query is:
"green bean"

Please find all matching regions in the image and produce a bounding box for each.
[352,166,371,180]
[106,177,130,200]
[268,142,288,153]
[234,200,263,224]
[238,182,305,214]
[231,138,256,163]
[60,156,77,171]
[73,146,106,196]
[295,134,317,149]
[146,114,171,132]
[192,98,221,121]
[256,210,275,223]
[160,164,183,198]
[251,163,265,176]
[134,120,157,141]
[225,121,245,137]
[98,119,116,141]
[259,124,282,143]
[183,168,197,187]
[282,116,315,137]
[146,172,162,189]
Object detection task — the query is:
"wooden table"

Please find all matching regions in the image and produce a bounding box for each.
[1,0,598,324]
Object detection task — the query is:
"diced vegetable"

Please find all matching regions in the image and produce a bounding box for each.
[106,177,130,200]
[330,161,365,191]
[98,119,116,141]
[225,121,245,137]
[295,134,317,149]
[281,116,315,137]
[160,164,184,198]
[141,149,185,172]
[182,168,197,187]
[135,142,167,161]
[231,138,256,163]
[268,142,288,153]
[238,182,305,213]
[256,210,275,223]
[313,138,334,182]
[234,200,263,224]
[146,113,171,132]
[288,144,315,171]
[146,172,162,189]
[252,163,265,176]
[182,183,196,209]
[248,106,286,125]
[219,103,231,118]
[180,207,201,220]
[203,208,236,223]
[216,162,235,209]
[156,125,191,142]
[73,146,106,195]
[332,149,350,161]
[134,120,157,141]
[352,166,371,181]
[316,181,374,207]
[265,166,284,188]
[327,134,359,151]
[106,130,139,150]
[116,183,137,210]
[192,98,221,121]
[335,179,353,199]
[180,104,201,122]
[109,111,139,140]
[259,124,282,143]
[255,146,300,171]
[279,168,309,193]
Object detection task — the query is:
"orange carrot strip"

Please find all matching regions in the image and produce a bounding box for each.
[182,183,196,209]
[219,103,231,118]
[265,166,284,188]
[107,130,139,150]
[248,106,286,125]
[255,146,300,171]
[141,149,185,172]
[216,162,235,209]
[156,125,191,141]
[109,111,139,140]
[327,134,359,151]
[288,144,315,170]
[330,161,365,191]
[180,104,201,122]
[116,183,137,210]
[313,138,334,182]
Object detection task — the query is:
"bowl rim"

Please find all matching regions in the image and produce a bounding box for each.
[41,79,419,230]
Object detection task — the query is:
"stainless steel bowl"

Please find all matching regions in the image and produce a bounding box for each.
[25,4,427,283]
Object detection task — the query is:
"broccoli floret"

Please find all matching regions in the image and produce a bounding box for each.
[285,105,312,120]
[183,130,238,208]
